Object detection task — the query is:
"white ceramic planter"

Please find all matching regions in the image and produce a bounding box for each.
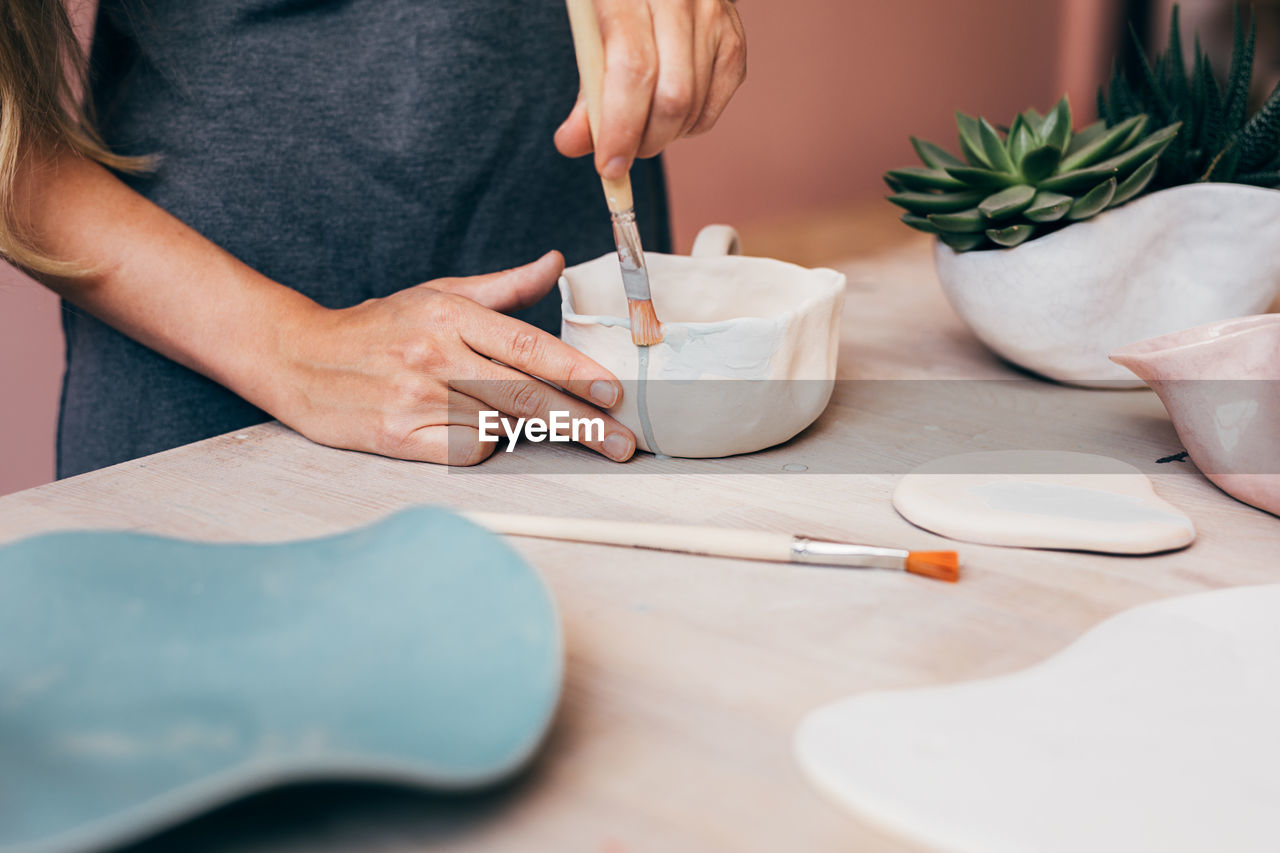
[935,184,1280,388]
[1112,314,1280,516]
[559,225,846,458]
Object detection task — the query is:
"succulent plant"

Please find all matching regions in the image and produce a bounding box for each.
[885,97,1180,251]
[1099,4,1280,189]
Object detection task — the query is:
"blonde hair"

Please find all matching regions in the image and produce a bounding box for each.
[1,0,148,276]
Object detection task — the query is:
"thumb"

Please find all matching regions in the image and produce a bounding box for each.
[430,251,565,313]
[555,95,595,159]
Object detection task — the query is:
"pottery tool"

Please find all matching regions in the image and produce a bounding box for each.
[564,0,663,346]
[462,511,960,582]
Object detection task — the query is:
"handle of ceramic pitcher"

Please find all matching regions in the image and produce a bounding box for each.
[691,225,742,258]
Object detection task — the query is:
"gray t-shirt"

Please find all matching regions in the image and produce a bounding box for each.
[61,0,670,477]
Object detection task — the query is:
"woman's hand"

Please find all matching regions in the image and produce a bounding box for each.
[555,0,746,180]
[273,251,636,466]
[28,154,630,469]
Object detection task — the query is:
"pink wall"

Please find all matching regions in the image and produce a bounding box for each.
[0,270,62,493]
[666,0,1118,248]
[0,0,1117,495]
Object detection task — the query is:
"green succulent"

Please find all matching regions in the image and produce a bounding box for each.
[885,97,1180,251]
[1099,4,1280,188]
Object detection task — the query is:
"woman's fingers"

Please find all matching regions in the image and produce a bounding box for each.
[637,0,697,159]
[399,424,498,467]
[273,255,638,467]
[428,251,564,313]
[689,1,746,136]
[455,305,623,410]
[555,95,595,159]
[564,0,745,166]
[397,390,495,466]
[680,4,714,138]
[452,360,635,462]
[444,388,490,426]
[595,0,658,179]
[392,262,633,463]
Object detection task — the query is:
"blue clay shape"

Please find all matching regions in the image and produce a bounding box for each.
[0,507,563,853]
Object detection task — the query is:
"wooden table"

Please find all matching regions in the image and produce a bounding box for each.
[4,217,1278,853]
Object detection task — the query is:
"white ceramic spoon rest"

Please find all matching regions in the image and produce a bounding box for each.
[796,584,1280,853]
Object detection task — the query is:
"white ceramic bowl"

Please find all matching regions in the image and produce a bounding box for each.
[559,225,847,458]
[935,184,1280,388]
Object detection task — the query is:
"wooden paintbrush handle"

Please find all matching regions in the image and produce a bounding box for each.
[462,511,797,563]
[564,0,635,213]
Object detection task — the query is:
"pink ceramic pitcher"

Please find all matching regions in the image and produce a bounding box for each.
[1111,315,1280,516]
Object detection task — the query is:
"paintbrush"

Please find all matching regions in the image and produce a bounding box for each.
[461,511,960,583]
[564,0,663,346]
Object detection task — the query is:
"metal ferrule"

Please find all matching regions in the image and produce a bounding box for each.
[610,208,653,302]
[789,538,910,571]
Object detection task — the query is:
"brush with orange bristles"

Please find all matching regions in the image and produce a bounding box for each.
[564,0,663,346]
[462,511,961,583]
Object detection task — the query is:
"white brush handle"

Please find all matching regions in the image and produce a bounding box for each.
[462,511,796,563]
[565,0,634,213]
